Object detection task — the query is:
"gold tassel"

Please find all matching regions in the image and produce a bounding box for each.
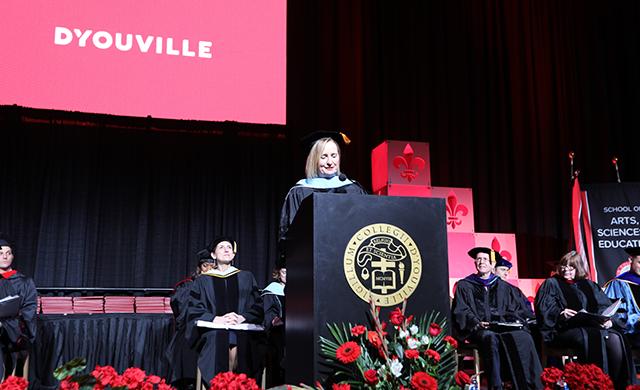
[339,132,351,145]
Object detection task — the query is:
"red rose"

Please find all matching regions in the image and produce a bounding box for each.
[443,335,458,349]
[233,373,260,390]
[406,314,414,324]
[58,379,79,390]
[157,379,172,390]
[424,349,440,363]
[92,365,118,386]
[210,371,234,389]
[405,349,420,359]
[210,371,259,390]
[626,385,640,390]
[336,341,362,364]
[122,367,147,387]
[540,367,564,387]
[367,331,382,348]
[351,325,367,337]
[110,375,127,388]
[455,371,471,386]
[428,322,442,336]
[332,384,351,390]
[563,362,613,389]
[410,372,437,390]
[0,376,29,390]
[364,369,378,384]
[389,307,405,326]
[145,375,161,384]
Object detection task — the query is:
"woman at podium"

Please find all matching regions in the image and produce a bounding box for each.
[185,236,261,384]
[279,131,367,245]
[0,234,37,380]
[535,251,636,389]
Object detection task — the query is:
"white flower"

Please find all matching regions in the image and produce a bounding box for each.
[390,359,403,377]
[409,325,419,335]
[407,337,420,349]
[421,335,430,344]
[398,329,409,338]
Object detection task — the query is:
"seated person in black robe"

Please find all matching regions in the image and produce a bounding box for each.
[535,251,636,390]
[494,257,534,312]
[279,131,367,254]
[494,257,512,281]
[260,264,286,388]
[603,246,640,348]
[165,252,216,388]
[185,236,261,384]
[0,235,37,380]
[452,247,542,390]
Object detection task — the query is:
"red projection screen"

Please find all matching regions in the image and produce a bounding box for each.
[0,1,286,124]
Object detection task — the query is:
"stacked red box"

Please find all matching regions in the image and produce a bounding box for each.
[371,140,431,197]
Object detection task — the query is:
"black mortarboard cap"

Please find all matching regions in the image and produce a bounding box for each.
[301,131,351,153]
[196,248,215,264]
[207,236,237,254]
[495,257,513,269]
[467,247,503,265]
[0,233,12,248]
[625,247,640,257]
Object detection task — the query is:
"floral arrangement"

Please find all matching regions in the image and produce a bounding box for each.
[318,301,472,389]
[209,371,260,390]
[0,376,28,390]
[541,362,613,390]
[54,358,173,390]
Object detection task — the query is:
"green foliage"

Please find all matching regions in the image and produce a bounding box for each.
[53,358,88,381]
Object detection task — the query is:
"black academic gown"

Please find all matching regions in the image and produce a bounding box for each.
[535,276,636,389]
[260,285,285,388]
[0,271,37,379]
[279,182,367,243]
[185,269,260,384]
[452,274,542,389]
[165,277,198,387]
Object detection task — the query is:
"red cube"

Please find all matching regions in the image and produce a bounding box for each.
[371,140,431,195]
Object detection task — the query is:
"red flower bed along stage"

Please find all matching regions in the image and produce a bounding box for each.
[541,362,614,390]
[209,372,260,390]
[53,358,173,390]
[0,376,28,390]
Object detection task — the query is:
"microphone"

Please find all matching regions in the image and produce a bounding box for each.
[337,172,369,194]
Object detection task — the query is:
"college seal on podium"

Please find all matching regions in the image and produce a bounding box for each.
[344,223,422,306]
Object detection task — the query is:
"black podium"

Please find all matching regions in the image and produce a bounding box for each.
[285,193,449,384]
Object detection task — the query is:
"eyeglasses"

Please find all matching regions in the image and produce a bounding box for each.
[560,265,576,271]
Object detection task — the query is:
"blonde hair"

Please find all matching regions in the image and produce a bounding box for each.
[556,250,589,280]
[305,138,341,179]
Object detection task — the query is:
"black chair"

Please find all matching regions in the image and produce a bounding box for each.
[457,341,482,385]
[540,343,579,367]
